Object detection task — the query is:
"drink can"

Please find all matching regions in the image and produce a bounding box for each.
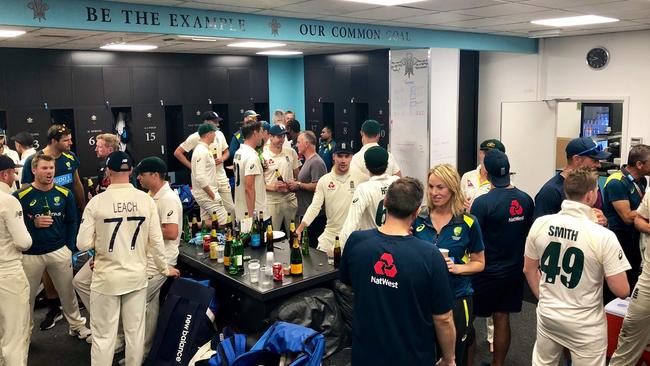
[282,262,290,276]
[272,262,283,281]
[203,235,211,252]
[209,242,218,260]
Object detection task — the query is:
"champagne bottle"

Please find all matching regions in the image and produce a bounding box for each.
[266,224,274,252]
[211,211,220,233]
[333,236,341,268]
[275,169,284,182]
[226,213,233,232]
[224,228,232,269]
[258,210,265,246]
[251,211,261,248]
[191,216,199,237]
[289,220,296,244]
[230,230,244,275]
[290,236,303,276]
[301,227,310,256]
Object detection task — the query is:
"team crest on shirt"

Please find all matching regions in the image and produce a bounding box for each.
[327,181,336,190]
[15,210,22,218]
[53,196,61,206]
[66,161,72,170]
[350,181,355,189]
[452,226,462,240]
[267,158,275,165]
[29,199,37,207]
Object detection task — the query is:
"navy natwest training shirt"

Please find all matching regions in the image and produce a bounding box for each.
[340,229,453,366]
[470,187,534,282]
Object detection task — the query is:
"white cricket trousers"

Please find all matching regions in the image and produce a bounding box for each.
[193,190,228,225]
[90,287,147,366]
[217,177,235,217]
[22,246,86,331]
[268,198,297,232]
[0,270,30,366]
[609,283,650,366]
[73,261,166,358]
[532,329,606,366]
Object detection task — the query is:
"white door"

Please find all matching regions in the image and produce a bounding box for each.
[501,101,557,198]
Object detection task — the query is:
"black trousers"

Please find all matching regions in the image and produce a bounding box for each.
[604,229,641,303]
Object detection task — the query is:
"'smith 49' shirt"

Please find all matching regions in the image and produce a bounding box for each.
[339,174,400,247]
[340,229,453,366]
[22,151,80,190]
[525,199,630,351]
[77,183,170,296]
[14,184,78,255]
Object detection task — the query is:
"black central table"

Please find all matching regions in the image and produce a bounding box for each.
[178,240,338,331]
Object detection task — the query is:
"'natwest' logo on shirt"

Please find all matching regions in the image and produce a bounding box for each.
[508,199,525,223]
[374,253,398,278]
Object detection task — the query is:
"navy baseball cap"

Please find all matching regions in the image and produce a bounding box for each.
[105,151,133,172]
[269,124,288,136]
[483,149,510,188]
[566,137,611,160]
[0,155,16,171]
[332,143,352,155]
[260,121,271,132]
[135,156,167,176]
[201,110,222,122]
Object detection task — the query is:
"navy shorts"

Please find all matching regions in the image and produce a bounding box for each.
[472,274,525,317]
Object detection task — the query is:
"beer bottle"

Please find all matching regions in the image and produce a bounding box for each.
[275,169,284,182]
[241,212,251,248]
[226,213,233,231]
[191,216,199,237]
[290,236,303,276]
[228,235,242,276]
[211,228,218,243]
[224,228,233,269]
[200,220,209,237]
[333,236,341,268]
[301,227,310,256]
[182,215,192,242]
[289,220,296,244]
[266,224,274,252]
[251,211,261,248]
[258,211,265,244]
[211,211,220,232]
[42,197,52,217]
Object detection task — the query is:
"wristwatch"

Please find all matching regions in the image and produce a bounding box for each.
[297,181,302,190]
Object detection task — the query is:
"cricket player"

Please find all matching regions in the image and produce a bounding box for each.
[76,151,180,366]
[263,124,300,231]
[191,123,227,225]
[339,146,399,247]
[14,153,91,342]
[296,144,358,254]
[609,184,650,365]
[0,156,32,366]
[349,120,401,182]
[523,168,631,366]
[233,120,269,221]
[173,111,233,216]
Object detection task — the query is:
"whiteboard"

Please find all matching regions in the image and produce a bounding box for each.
[389,49,430,187]
[501,101,557,197]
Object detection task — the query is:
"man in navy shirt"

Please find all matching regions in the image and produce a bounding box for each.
[533,137,609,223]
[603,144,650,292]
[470,150,534,366]
[340,177,456,366]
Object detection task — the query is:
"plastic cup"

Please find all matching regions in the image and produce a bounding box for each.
[260,265,272,288]
[439,248,449,258]
[248,259,260,283]
[195,242,204,258]
[216,244,225,263]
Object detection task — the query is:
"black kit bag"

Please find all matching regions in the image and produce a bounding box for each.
[146,278,217,366]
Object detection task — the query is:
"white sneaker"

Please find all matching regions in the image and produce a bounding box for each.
[69,326,92,344]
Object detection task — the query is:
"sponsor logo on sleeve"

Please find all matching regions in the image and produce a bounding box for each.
[167,210,174,217]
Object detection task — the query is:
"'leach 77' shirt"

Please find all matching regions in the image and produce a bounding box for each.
[77,183,170,296]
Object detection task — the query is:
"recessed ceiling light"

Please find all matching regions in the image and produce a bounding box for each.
[227,41,286,49]
[528,29,562,38]
[177,35,232,42]
[100,43,158,51]
[0,30,26,38]
[343,0,424,5]
[257,50,304,56]
[531,15,619,27]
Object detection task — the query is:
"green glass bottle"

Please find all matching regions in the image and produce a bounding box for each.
[182,215,192,242]
[229,226,243,276]
[42,197,52,217]
[224,228,233,270]
[301,227,310,256]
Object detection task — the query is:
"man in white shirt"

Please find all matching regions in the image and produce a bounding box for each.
[523,168,631,366]
[233,121,268,222]
[350,120,401,182]
[12,131,36,187]
[0,129,20,164]
[297,144,359,254]
[191,123,228,226]
[339,146,399,247]
[77,151,180,366]
[173,111,233,216]
[0,156,32,366]
[263,125,300,231]
[460,139,506,209]
[610,187,650,365]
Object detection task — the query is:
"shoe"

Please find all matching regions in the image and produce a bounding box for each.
[69,326,93,344]
[40,306,63,330]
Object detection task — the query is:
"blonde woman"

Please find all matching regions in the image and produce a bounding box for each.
[413,164,485,366]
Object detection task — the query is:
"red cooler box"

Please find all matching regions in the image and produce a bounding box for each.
[605,297,650,365]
